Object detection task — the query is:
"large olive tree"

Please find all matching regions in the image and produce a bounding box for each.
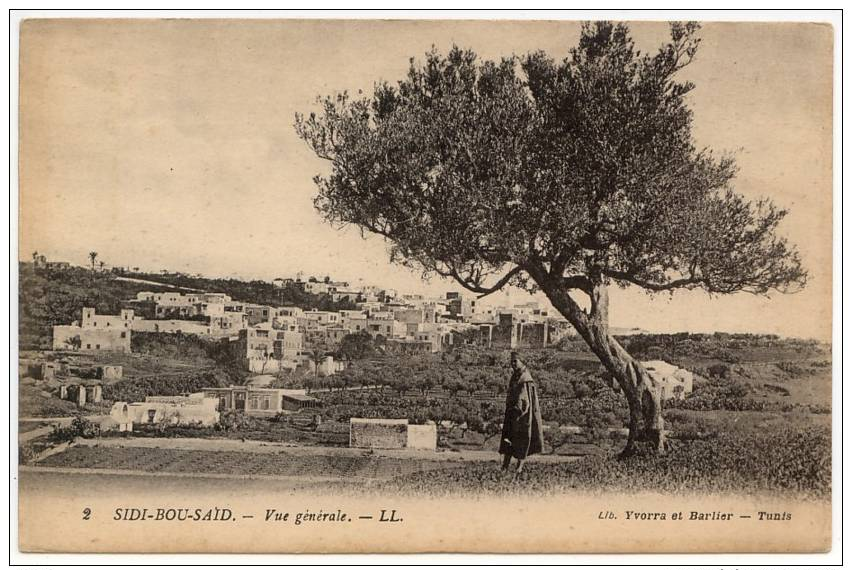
[295,22,806,455]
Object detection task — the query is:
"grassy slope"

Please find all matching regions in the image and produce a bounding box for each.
[19,263,177,350]
[378,425,831,500]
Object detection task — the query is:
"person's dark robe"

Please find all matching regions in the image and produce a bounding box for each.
[499,366,545,459]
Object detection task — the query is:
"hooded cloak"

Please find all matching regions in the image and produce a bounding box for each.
[499,363,545,459]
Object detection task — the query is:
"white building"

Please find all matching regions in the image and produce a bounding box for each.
[52,308,133,352]
[642,360,695,401]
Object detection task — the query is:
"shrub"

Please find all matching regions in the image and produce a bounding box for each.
[19,444,38,464]
[664,410,720,441]
[49,414,99,443]
[776,361,807,376]
[668,376,763,412]
[706,363,731,379]
[215,410,263,432]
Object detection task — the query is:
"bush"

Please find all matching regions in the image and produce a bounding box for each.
[19,444,38,464]
[49,414,99,442]
[215,410,264,432]
[668,375,763,412]
[706,363,731,379]
[664,409,720,441]
[776,361,807,376]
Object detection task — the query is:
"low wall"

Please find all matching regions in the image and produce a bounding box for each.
[350,418,408,449]
[349,418,438,450]
[406,424,437,450]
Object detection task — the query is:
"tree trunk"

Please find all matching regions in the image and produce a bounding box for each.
[532,270,665,456]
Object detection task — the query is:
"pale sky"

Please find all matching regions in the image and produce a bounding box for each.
[18,19,833,340]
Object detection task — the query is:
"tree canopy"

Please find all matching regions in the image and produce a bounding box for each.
[296,21,809,455]
[295,21,806,303]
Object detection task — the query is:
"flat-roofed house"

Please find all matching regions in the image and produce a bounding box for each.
[202,386,321,417]
[235,326,303,373]
[642,360,695,401]
[52,308,133,352]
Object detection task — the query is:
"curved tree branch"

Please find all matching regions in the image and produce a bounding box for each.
[439,263,524,299]
[604,269,703,292]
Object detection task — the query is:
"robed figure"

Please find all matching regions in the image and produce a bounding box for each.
[500,352,545,473]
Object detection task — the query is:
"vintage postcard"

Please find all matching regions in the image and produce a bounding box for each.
[15,15,836,555]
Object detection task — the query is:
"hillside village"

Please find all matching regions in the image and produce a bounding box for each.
[23,261,830,419]
[17,258,566,430]
[19,258,710,437]
[49,271,577,372]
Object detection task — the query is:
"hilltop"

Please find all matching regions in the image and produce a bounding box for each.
[18,262,356,350]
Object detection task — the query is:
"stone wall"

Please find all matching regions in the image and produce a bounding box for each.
[349,418,408,449]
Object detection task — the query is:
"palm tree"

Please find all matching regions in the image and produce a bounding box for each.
[98,260,105,272]
[88,251,98,270]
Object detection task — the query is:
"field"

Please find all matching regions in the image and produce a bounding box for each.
[34,437,494,483]
[377,425,831,499]
[37,445,471,480]
[128,417,352,447]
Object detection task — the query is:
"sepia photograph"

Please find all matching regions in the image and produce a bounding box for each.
[13,11,838,557]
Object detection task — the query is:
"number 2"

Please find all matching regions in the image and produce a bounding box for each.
[82,508,91,520]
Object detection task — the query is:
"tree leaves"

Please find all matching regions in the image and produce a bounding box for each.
[295,21,806,302]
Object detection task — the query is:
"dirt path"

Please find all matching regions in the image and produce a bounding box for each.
[78,436,581,464]
[114,276,203,291]
[18,464,356,485]
[18,415,106,443]
[20,415,103,423]
[17,467,379,496]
